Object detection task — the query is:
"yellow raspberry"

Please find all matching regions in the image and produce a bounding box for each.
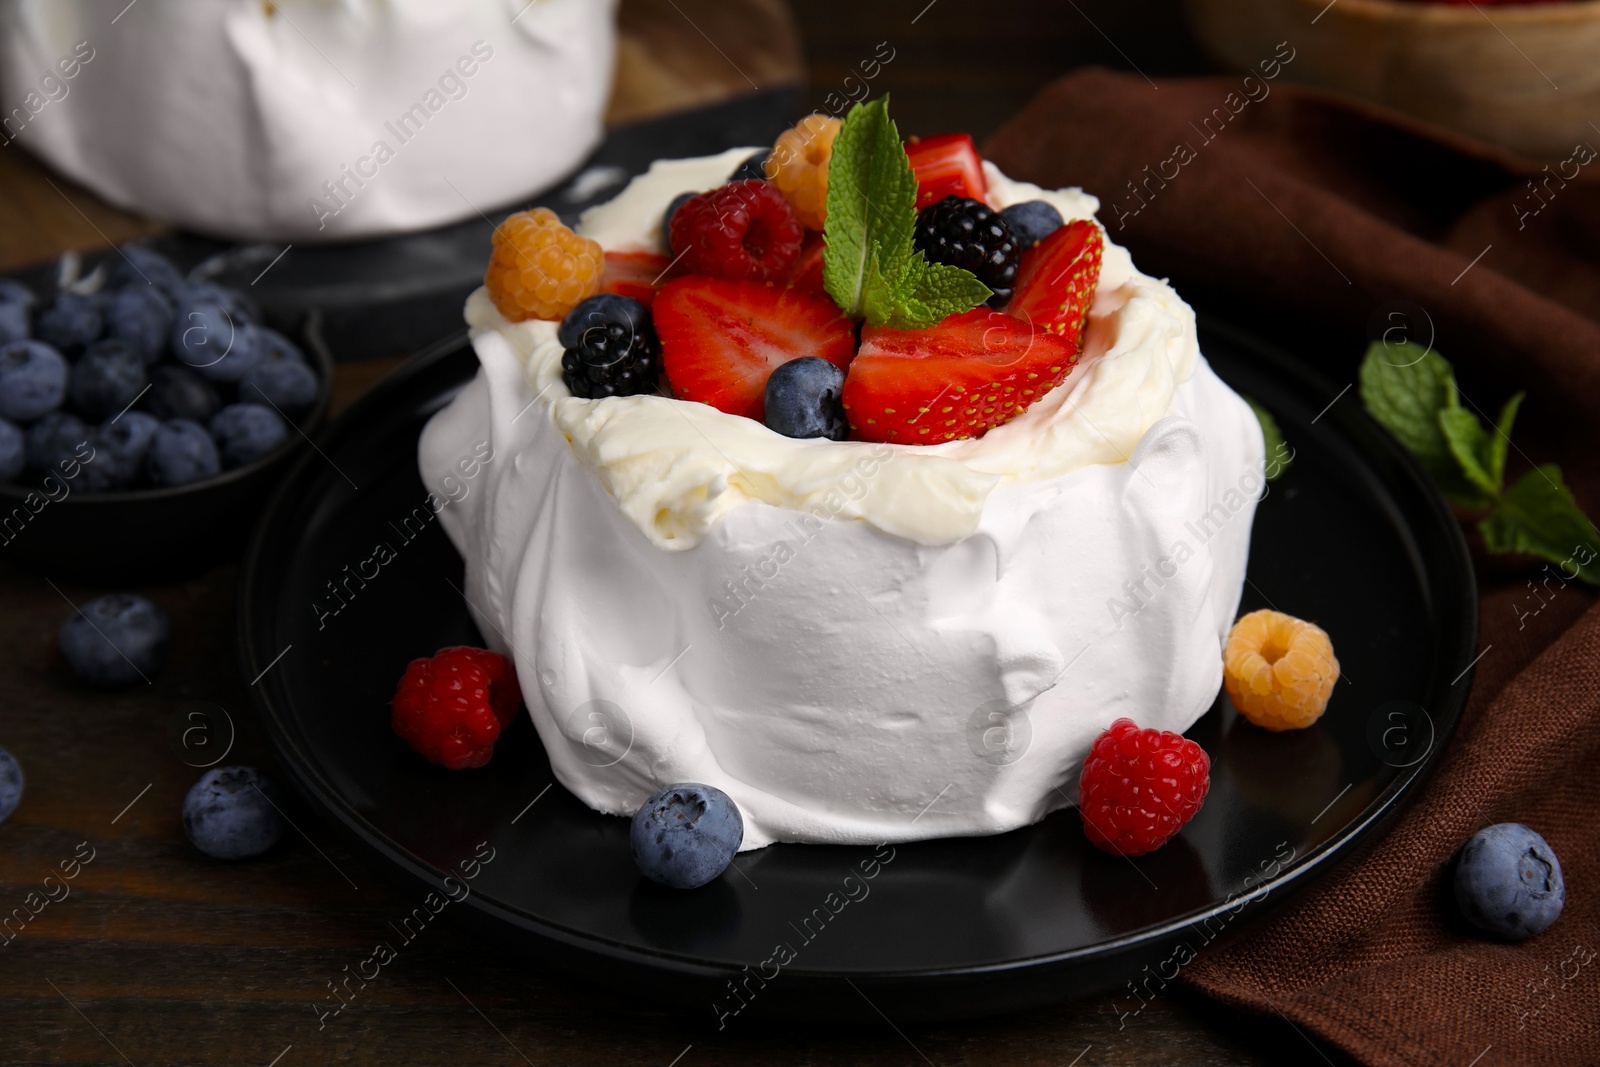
[1223,609,1339,731]
[484,208,603,322]
[765,114,840,231]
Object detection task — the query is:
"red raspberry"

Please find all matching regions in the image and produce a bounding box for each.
[391,647,520,770]
[1078,718,1210,857]
[668,180,804,282]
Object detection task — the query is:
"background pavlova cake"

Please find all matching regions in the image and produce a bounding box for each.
[0,0,617,240]
[419,104,1263,850]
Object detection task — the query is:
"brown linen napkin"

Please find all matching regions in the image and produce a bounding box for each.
[984,69,1600,1067]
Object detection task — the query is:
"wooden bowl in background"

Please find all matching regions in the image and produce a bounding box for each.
[1184,0,1600,159]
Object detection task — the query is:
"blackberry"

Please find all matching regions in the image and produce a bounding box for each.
[913,195,1019,308]
[561,309,661,399]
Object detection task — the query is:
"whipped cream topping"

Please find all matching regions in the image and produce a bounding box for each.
[0,0,616,240]
[422,152,1264,849]
[468,149,1201,549]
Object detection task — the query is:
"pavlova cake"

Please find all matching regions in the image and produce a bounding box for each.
[400,97,1303,872]
[0,0,616,239]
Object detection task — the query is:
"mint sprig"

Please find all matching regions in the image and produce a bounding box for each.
[1246,397,1292,482]
[822,97,991,329]
[1359,341,1600,584]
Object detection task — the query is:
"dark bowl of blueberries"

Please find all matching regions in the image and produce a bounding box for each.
[0,244,332,583]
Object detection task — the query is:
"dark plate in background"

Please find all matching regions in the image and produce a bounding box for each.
[237,317,1477,1024]
[110,89,801,364]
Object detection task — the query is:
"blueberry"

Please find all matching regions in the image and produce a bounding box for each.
[999,200,1064,250]
[0,306,29,347]
[146,418,220,486]
[35,292,104,356]
[728,149,770,183]
[0,418,22,483]
[558,293,651,350]
[0,340,69,422]
[0,280,36,345]
[252,326,306,367]
[239,359,318,415]
[0,748,21,826]
[70,339,147,420]
[25,411,91,475]
[171,301,261,382]
[90,284,122,321]
[182,766,284,860]
[108,245,187,296]
[177,282,259,326]
[764,357,848,441]
[58,593,171,686]
[91,410,161,489]
[210,403,288,467]
[146,363,222,423]
[0,279,38,311]
[1454,823,1565,940]
[661,191,698,255]
[630,782,743,889]
[105,285,175,363]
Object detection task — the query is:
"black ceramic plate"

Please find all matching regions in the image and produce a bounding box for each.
[127,89,801,363]
[238,318,1477,1024]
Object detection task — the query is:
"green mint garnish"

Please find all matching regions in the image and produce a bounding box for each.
[1479,464,1600,582]
[821,96,991,329]
[1246,397,1292,482]
[1357,342,1480,503]
[1359,341,1599,584]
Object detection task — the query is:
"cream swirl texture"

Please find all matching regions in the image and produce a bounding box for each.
[467,150,1202,548]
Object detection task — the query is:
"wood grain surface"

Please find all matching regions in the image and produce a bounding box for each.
[0,2,1358,1063]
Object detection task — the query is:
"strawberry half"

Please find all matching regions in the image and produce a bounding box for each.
[600,251,673,308]
[905,133,988,211]
[787,232,827,298]
[1007,219,1103,347]
[655,277,856,421]
[842,308,1080,443]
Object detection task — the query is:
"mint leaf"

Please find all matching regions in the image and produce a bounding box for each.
[1245,397,1292,482]
[1439,392,1525,499]
[1358,342,1487,506]
[823,97,918,320]
[1489,391,1524,489]
[1438,407,1498,496]
[822,96,989,327]
[1360,341,1600,583]
[884,257,993,330]
[1478,464,1600,585]
[858,250,903,328]
[1358,341,1456,471]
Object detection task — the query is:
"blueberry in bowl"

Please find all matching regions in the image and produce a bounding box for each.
[0,243,333,583]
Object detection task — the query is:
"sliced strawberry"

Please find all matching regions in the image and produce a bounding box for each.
[904,133,988,211]
[1007,219,1103,347]
[600,251,673,308]
[655,278,856,421]
[842,308,1079,444]
[787,232,827,298]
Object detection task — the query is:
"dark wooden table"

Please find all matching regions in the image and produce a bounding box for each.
[0,2,1360,1063]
